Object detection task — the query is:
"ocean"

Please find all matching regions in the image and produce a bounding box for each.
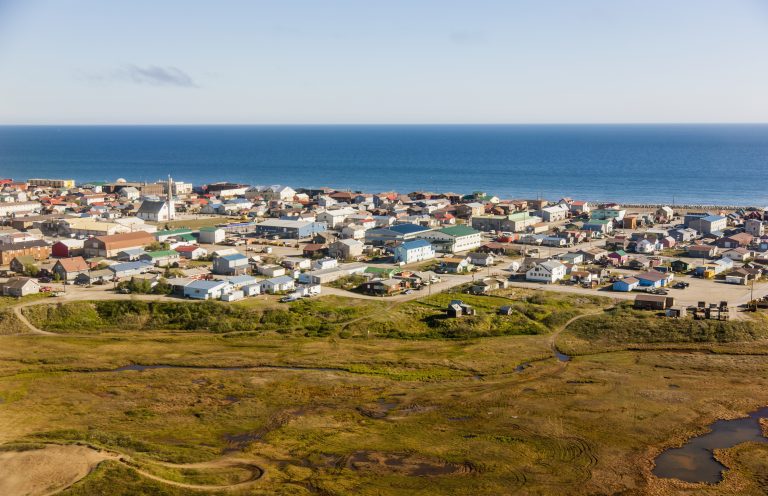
[0,124,766,205]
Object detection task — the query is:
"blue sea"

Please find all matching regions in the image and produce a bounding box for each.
[0,124,767,205]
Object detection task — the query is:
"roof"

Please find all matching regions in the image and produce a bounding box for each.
[539,260,565,271]
[258,218,314,229]
[55,256,89,272]
[635,270,667,282]
[400,239,432,250]
[265,275,294,284]
[0,240,49,252]
[635,294,668,303]
[175,245,203,253]
[199,226,222,232]
[388,223,431,235]
[108,261,154,273]
[220,253,248,261]
[438,225,480,237]
[143,250,178,258]
[137,200,168,214]
[92,231,155,250]
[618,277,639,284]
[2,277,38,289]
[156,228,193,237]
[186,280,229,291]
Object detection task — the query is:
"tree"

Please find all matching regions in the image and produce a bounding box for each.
[24,263,40,277]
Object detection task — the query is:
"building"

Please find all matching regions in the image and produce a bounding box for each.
[536,204,569,222]
[746,219,764,237]
[198,227,225,244]
[526,260,566,283]
[139,250,180,267]
[1,277,40,297]
[688,215,727,235]
[136,176,177,222]
[328,239,365,260]
[52,257,90,282]
[0,202,41,217]
[28,178,75,189]
[687,244,718,259]
[393,239,435,264]
[174,245,208,260]
[183,280,230,300]
[212,253,249,275]
[583,219,614,234]
[108,261,154,279]
[83,231,155,258]
[416,226,482,253]
[715,233,753,249]
[254,219,327,239]
[612,277,639,292]
[635,270,672,288]
[365,223,433,246]
[51,239,85,258]
[260,275,296,294]
[634,294,674,310]
[471,212,541,233]
[0,240,51,266]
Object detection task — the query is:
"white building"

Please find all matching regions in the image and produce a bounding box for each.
[199,227,225,244]
[393,239,435,264]
[525,260,566,284]
[416,226,483,254]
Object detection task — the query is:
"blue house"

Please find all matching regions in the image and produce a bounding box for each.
[635,270,671,288]
[108,261,154,279]
[393,239,435,264]
[613,277,639,292]
[253,219,327,239]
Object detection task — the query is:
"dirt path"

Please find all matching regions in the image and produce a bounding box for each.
[0,443,265,495]
[11,304,54,336]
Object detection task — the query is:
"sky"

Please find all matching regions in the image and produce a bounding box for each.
[1,0,768,124]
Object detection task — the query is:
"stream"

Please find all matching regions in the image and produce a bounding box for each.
[652,406,768,484]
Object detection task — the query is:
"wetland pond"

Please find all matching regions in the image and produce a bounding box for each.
[652,406,768,484]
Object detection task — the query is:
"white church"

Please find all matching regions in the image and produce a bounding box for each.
[136,176,177,223]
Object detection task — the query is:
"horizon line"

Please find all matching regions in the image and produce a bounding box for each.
[1,121,768,127]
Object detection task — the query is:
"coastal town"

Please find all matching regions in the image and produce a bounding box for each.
[0,176,766,319]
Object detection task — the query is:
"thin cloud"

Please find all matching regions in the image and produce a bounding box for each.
[123,65,198,87]
[80,65,199,88]
[449,30,485,44]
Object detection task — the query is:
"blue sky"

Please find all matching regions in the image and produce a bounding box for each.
[1,0,768,124]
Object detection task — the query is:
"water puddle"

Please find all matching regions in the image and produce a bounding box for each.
[653,406,768,483]
[553,348,571,362]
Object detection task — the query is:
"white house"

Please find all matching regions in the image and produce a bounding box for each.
[316,207,357,229]
[260,275,296,294]
[525,260,566,283]
[136,199,175,222]
[198,227,225,244]
[183,280,231,300]
[393,239,435,264]
[312,257,338,270]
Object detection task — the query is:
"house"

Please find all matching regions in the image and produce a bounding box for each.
[139,250,180,267]
[670,259,692,273]
[613,277,639,292]
[536,204,569,222]
[635,270,672,288]
[212,253,249,275]
[670,228,699,243]
[438,257,473,274]
[526,260,566,283]
[222,274,259,290]
[745,219,764,237]
[607,250,629,266]
[108,261,154,279]
[725,268,756,285]
[10,255,37,274]
[687,244,718,259]
[416,225,482,253]
[582,219,613,234]
[175,245,208,260]
[256,264,286,278]
[467,252,495,267]
[722,247,753,262]
[198,227,225,244]
[469,277,508,294]
[260,275,295,294]
[578,248,609,263]
[359,278,407,296]
[393,239,435,264]
[446,299,476,318]
[560,252,585,265]
[116,248,147,261]
[51,239,85,258]
[634,294,674,310]
[75,268,113,285]
[312,257,338,270]
[635,239,658,254]
[591,207,626,221]
[281,256,312,270]
[302,243,327,258]
[715,233,753,249]
[1,277,40,297]
[52,256,90,282]
[83,231,155,258]
[328,239,365,260]
[183,280,231,300]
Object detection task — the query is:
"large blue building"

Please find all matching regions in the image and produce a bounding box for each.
[253,219,327,239]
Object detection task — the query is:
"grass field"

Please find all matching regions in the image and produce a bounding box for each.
[1,289,768,495]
